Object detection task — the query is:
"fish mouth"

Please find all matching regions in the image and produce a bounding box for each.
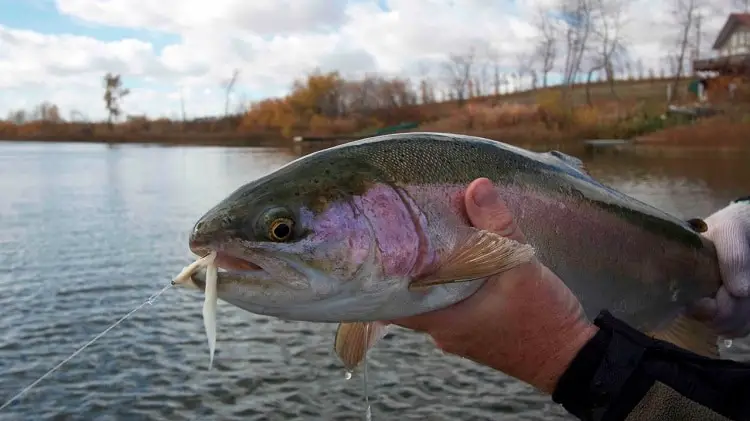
[190,242,264,273]
[185,247,271,292]
[214,251,263,272]
[187,242,311,291]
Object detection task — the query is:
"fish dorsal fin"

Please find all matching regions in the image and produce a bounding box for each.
[647,313,719,358]
[334,321,389,371]
[409,228,535,291]
[548,150,590,176]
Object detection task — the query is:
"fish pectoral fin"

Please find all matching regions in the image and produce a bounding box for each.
[409,228,535,291]
[334,321,389,371]
[647,313,719,358]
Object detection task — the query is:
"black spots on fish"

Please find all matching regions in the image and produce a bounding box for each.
[686,218,708,233]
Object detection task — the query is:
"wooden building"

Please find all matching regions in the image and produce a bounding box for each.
[693,13,750,74]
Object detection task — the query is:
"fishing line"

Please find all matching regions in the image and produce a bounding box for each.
[0,283,174,411]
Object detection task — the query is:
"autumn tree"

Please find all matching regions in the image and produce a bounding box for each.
[241,70,419,137]
[103,73,130,130]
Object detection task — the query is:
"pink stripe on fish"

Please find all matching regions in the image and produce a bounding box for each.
[353,183,422,278]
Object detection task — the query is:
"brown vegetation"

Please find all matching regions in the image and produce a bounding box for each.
[635,115,750,149]
[0,70,704,147]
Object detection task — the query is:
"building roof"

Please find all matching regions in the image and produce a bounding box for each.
[712,13,750,50]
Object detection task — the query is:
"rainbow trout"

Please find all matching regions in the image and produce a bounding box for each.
[177,132,722,369]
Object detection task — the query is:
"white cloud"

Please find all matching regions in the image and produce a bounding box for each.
[56,0,350,35]
[0,0,739,120]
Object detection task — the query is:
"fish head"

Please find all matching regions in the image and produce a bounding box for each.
[186,157,400,319]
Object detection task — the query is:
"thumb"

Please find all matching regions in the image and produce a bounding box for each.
[465,178,527,243]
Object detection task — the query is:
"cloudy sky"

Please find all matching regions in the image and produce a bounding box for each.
[0,0,737,121]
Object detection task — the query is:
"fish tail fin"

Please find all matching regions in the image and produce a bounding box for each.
[648,313,719,358]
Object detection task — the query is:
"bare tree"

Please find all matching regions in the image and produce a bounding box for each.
[443,47,476,104]
[221,69,240,117]
[515,52,535,92]
[416,61,435,104]
[473,60,491,97]
[30,102,62,122]
[531,8,560,87]
[484,48,504,99]
[103,73,130,130]
[179,87,187,124]
[668,0,701,103]
[6,110,27,124]
[583,0,631,104]
[559,0,595,88]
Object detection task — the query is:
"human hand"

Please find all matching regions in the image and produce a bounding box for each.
[691,199,750,338]
[390,178,598,394]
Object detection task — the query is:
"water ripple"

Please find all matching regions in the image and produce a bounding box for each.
[0,143,747,421]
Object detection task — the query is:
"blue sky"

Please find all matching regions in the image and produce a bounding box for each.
[0,0,176,46]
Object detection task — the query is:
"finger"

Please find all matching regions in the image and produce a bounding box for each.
[687,296,718,323]
[465,178,527,243]
[713,289,750,338]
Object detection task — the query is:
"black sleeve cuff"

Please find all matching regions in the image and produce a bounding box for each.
[553,310,750,421]
[551,311,650,421]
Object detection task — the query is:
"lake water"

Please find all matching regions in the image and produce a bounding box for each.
[0,141,748,421]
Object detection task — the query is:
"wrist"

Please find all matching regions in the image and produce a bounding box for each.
[529,319,599,394]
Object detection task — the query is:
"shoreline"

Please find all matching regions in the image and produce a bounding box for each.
[3,131,749,152]
[0,132,291,147]
[3,113,748,151]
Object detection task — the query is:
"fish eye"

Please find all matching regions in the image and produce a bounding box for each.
[268,217,294,242]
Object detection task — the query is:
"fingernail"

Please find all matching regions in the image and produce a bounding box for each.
[472,181,498,208]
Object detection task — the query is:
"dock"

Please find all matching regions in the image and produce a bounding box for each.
[582,139,632,153]
[292,135,364,143]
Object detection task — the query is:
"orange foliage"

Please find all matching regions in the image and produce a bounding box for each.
[240,70,418,137]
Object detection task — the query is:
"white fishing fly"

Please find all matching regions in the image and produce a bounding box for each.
[172,251,219,370]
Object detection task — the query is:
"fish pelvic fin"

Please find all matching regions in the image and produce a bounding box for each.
[408,228,536,291]
[333,321,389,371]
[647,313,719,358]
